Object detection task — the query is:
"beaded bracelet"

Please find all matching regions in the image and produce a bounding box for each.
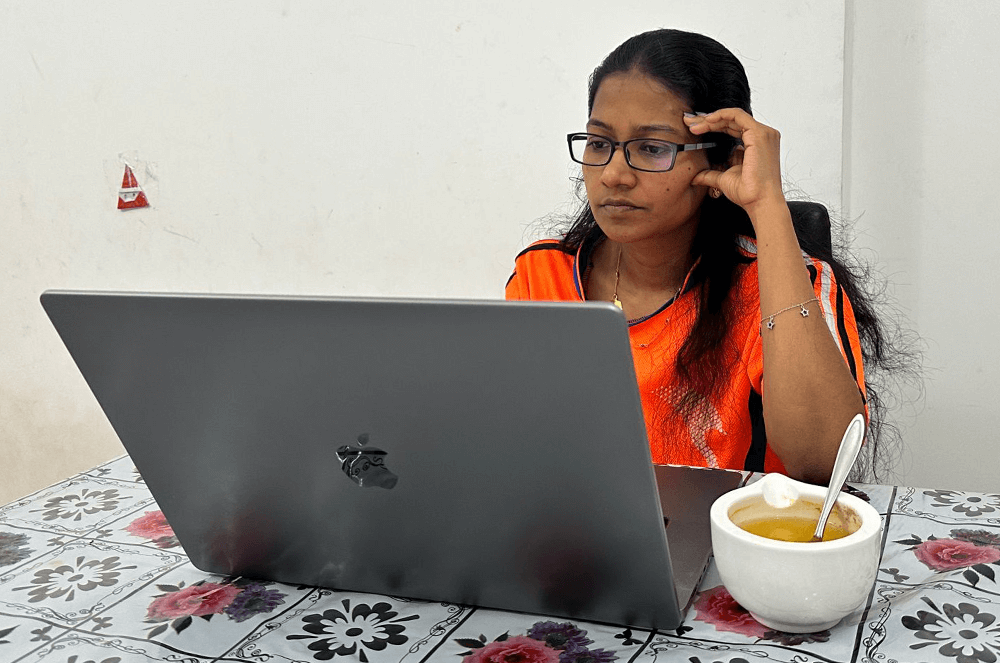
[761,297,819,330]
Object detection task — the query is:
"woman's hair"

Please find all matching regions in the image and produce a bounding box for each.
[559,28,917,482]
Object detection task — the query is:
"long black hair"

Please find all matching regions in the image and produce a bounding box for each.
[560,29,917,481]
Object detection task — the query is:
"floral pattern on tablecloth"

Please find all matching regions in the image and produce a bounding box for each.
[0,532,32,568]
[1,458,999,662]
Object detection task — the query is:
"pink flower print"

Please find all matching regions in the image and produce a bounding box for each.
[692,585,769,639]
[914,538,1000,572]
[126,511,179,548]
[146,582,242,621]
[464,635,563,663]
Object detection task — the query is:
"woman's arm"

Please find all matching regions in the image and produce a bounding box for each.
[684,109,865,485]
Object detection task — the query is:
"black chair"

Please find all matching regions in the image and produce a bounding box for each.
[788,200,832,260]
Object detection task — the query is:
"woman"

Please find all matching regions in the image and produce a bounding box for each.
[506,29,875,485]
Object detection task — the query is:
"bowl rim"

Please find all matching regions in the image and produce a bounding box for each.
[710,477,882,549]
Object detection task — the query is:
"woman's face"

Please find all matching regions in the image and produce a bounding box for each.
[584,70,711,245]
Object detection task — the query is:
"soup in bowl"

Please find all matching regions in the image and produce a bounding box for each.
[709,473,883,633]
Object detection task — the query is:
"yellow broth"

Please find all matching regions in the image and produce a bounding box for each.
[738,514,854,542]
[729,496,861,543]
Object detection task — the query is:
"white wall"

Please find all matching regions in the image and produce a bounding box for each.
[2,1,849,503]
[845,1,1000,493]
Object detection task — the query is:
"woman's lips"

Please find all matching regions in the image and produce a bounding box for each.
[601,200,642,212]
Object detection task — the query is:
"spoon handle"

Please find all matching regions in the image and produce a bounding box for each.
[812,413,866,541]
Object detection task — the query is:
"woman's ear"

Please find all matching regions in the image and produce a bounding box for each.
[708,159,728,174]
[726,144,746,170]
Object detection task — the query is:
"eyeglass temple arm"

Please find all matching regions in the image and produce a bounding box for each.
[679,141,717,151]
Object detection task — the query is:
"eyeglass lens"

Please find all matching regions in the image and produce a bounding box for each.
[570,135,677,171]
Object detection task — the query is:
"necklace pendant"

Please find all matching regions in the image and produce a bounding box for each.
[613,296,623,309]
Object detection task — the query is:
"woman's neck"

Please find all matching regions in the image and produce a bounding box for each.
[590,231,697,320]
[618,240,692,291]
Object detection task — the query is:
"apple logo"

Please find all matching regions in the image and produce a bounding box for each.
[336,433,398,489]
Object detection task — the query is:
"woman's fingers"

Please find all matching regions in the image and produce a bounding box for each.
[684,108,779,150]
[691,165,743,191]
[691,168,720,188]
[684,107,749,136]
[686,108,782,208]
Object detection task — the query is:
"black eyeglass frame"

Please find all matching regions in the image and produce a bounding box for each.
[566,132,718,173]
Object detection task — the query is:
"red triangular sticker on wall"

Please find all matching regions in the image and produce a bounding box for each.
[118,164,149,210]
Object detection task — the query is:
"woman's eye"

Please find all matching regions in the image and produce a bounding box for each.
[587,139,610,151]
[638,141,671,156]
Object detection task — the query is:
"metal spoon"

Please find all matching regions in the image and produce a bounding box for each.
[811,413,866,542]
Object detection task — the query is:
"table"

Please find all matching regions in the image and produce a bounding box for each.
[1,456,998,663]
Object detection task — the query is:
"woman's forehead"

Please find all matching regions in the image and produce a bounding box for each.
[589,72,690,137]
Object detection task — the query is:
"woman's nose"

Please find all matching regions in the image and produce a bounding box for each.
[599,148,637,188]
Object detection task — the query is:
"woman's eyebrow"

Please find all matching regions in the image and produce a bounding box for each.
[635,123,679,135]
[585,119,614,133]
[586,119,680,135]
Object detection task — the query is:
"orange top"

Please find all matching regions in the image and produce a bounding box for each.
[505,235,866,473]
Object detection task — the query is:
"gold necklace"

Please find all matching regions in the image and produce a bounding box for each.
[612,246,689,349]
[612,246,684,315]
[612,247,624,309]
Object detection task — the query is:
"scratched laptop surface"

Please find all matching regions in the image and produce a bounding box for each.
[41,290,741,630]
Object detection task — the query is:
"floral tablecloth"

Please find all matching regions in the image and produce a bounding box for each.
[1,456,999,663]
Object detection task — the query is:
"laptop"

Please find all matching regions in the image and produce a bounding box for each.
[41,290,742,631]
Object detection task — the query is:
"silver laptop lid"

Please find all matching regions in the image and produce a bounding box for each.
[42,291,685,629]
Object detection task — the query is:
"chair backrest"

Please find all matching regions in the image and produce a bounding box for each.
[788,200,832,259]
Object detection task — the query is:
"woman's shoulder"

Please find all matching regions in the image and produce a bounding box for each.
[510,238,577,274]
[513,238,575,262]
[506,238,580,301]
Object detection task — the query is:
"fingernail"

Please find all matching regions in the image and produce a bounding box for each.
[683,112,697,119]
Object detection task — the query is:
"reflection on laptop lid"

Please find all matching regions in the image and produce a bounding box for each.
[41,290,741,631]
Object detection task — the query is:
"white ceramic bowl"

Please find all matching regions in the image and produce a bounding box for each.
[709,473,883,633]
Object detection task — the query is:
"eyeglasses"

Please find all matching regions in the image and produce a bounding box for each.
[566,132,717,172]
